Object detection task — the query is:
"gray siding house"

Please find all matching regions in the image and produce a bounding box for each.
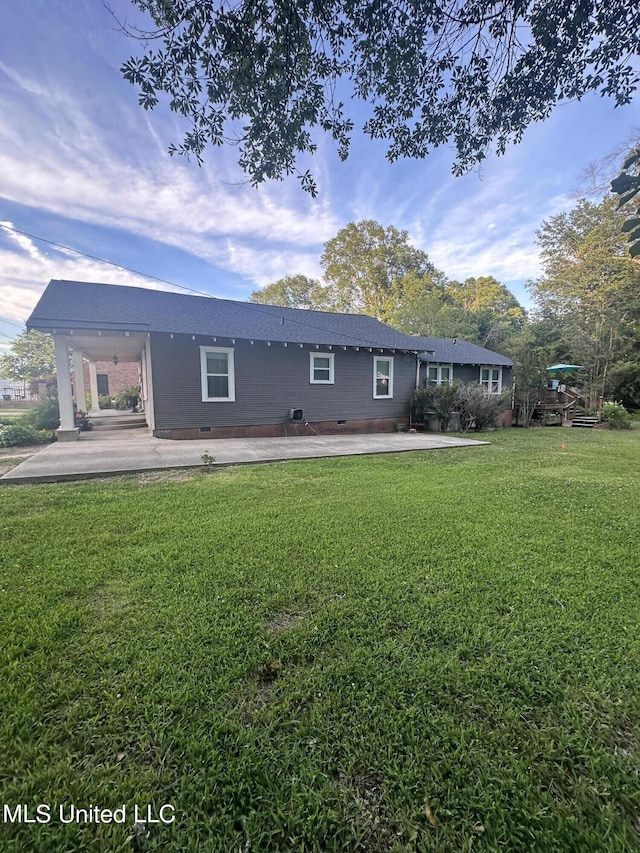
[27,280,512,440]
[417,338,513,395]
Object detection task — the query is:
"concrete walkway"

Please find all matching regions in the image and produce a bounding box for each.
[1,430,489,484]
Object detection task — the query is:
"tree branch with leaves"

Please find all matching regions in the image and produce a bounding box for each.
[119,0,640,195]
[0,330,56,395]
[611,148,640,258]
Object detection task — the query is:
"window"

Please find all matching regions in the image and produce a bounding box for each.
[200,346,235,401]
[480,366,502,394]
[97,374,109,396]
[373,356,394,398]
[310,352,335,384]
[426,364,453,386]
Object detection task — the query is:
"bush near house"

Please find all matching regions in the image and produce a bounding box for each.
[20,395,60,435]
[0,425,43,447]
[412,382,462,431]
[457,384,511,431]
[412,382,509,432]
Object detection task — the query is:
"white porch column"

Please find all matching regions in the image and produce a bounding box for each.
[54,336,79,441]
[72,350,86,410]
[88,361,100,415]
[142,339,155,431]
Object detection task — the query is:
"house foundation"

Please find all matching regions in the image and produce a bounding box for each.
[154,417,408,440]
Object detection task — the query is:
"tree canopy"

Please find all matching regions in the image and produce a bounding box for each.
[529,196,640,403]
[320,220,436,322]
[121,0,640,194]
[249,274,329,310]
[0,330,56,385]
[248,219,527,351]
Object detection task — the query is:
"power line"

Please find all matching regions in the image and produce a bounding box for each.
[0,223,214,298]
[0,317,24,330]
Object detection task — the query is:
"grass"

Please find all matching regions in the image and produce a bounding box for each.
[0,444,45,478]
[0,428,639,852]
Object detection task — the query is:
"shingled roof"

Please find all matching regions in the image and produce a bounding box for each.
[416,337,512,366]
[27,280,511,365]
[28,280,428,350]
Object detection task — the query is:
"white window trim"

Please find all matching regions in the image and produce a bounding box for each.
[480,365,503,394]
[373,355,394,399]
[200,346,235,402]
[426,363,453,386]
[309,351,335,384]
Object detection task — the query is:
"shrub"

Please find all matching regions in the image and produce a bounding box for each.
[412,382,509,432]
[609,362,640,412]
[602,401,632,430]
[0,425,43,447]
[458,385,509,432]
[420,382,462,431]
[201,451,216,471]
[20,396,60,433]
[98,395,113,409]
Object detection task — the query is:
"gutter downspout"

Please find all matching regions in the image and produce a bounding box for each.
[411,349,434,430]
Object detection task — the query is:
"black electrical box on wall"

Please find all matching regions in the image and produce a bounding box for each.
[289,408,304,421]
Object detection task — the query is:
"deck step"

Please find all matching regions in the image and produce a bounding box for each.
[571,416,600,428]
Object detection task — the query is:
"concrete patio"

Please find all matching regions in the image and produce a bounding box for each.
[0,429,489,484]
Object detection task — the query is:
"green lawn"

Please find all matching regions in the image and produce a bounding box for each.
[1,428,639,852]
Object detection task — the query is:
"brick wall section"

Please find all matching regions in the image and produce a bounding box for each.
[155,417,409,440]
[82,362,140,396]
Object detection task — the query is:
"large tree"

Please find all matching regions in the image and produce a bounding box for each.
[319,220,437,322]
[443,276,526,348]
[121,0,640,194]
[249,221,442,323]
[529,196,640,403]
[393,292,483,341]
[0,330,56,391]
[249,274,329,309]
[249,222,526,344]
[392,276,525,349]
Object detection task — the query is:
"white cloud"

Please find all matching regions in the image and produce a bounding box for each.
[405,161,578,285]
[0,222,41,260]
[0,222,178,324]
[0,55,340,317]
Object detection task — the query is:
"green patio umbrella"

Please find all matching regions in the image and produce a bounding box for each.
[546,364,583,372]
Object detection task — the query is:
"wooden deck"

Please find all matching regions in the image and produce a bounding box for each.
[533,386,600,426]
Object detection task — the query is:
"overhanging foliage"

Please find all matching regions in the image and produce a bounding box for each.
[121,0,640,194]
[611,148,640,257]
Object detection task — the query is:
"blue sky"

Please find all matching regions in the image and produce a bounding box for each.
[1,0,639,353]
